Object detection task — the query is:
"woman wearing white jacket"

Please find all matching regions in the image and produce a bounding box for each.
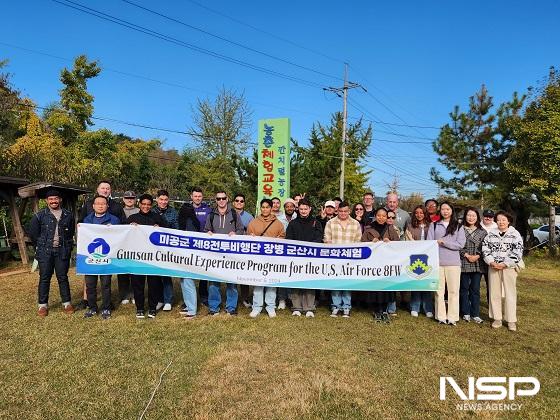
[482,211,524,331]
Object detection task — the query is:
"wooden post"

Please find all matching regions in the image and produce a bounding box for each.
[8,196,29,266]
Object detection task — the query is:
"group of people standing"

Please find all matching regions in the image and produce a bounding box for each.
[29,182,524,331]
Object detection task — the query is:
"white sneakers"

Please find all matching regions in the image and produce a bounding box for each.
[410,311,419,317]
[472,317,483,324]
[155,302,164,311]
[163,303,172,311]
[292,310,302,317]
[342,309,350,318]
[121,299,130,305]
[266,308,277,318]
[426,312,434,318]
[305,311,314,318]
[277,300,286,310]
[330,309,339,318]
[249,309,260,318]
[463,315,471,322]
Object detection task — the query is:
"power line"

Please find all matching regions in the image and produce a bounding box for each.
[120,0,342,82]
[184,0,345,65]
[52,0,324,89]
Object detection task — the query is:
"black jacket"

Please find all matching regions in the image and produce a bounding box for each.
[28,208,75,261]
[177,203,201,232]
[286,215,323,243]
[79,197,126,224]
[126,211,167,227]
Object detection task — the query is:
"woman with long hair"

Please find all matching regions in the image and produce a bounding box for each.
[362,207,400,323]
[426,202,466,326]
[351,203,367,232]
[405,205,433,318]
[459,207,487,324]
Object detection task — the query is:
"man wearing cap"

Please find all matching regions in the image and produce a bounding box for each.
[276,198,297,309]
[481,209,497,232]
[118,191,139,305]
[319,200,337,229]
[28,190,75,317]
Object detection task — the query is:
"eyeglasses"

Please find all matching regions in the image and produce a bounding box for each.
[387,216,396,219]
[355,208,364,211]
[234,199,244,203]
[216,197,227,201]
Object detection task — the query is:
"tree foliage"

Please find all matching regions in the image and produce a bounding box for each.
[507,68,560,206]
[0,59,25,150]
[291,113,372,206]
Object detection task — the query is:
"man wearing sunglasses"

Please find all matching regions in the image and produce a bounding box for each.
[232,193,255,309]
[204,191,244,315]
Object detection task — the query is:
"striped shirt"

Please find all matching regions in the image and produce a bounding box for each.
[460,227,487,272]
[324,216,362,244]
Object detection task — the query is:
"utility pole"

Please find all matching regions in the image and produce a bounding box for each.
[324,63,364,200]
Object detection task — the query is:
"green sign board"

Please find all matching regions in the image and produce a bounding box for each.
[257,118,291,206]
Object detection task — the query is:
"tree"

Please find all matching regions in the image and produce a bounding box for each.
[0,59,25,150]
[431,85,535,241]
[291,113,372,206]
[45,55,101,144]
[507,68,560,255]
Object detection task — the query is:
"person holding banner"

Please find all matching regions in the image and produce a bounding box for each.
[427,202,466,326]
[405,205,434,319]
[204,191,244,316]
[127,194,167,319]
[232,193,255,308]
[276,198,297,310]
[82,195,121,320]
[362,207,400,322]
[286,198,323,318]
[247,198,286,318]
[324,201,362,318]
[177,202,201,320]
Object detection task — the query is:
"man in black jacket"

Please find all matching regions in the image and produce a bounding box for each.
[126,194,167,319]
[28,190,75,317]
[286,198,323,317]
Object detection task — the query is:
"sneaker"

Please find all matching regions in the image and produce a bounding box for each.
[179,307,189,315]
[342,309,350,318]
[63,304,75,315]
[75,299,88,311]
[381,312,391,323]
[155,302,164,311]
[163,303,172,311]
[84,309,97,318]
[507,322,517,332]
[438,319,447,325]
[426,312,434,319]
[136,310,145,319]
[448,321,457,326]
[249,309,260,318]
[148,310,156,319]
[101,309,111,320]
[292,310,302,317]
[242,300,252,308]
[131,298,136,305]
[182,314,196,320]
[226,311,237,316]
[492,320,502,329]
[389,311,398,317]
[209,311,220,316]
[278,300,286,310]
[410,310,419,317]
[330,308,339,318]
[121,299,130,305]
[463,315,471,322]
[472,316,483,324]
[373,312,382,323]
[266,308,277,318]
[38,307,48,317]
[305,311,315,318]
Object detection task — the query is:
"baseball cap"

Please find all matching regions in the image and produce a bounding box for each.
[123,191,136,198]
[324,200,336,208]
[482,209,495,217]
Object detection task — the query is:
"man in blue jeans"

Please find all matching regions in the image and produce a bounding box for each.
[29,189,75,317]
[177,202,201,319]
[203,191,244,315]
[152,189,179,312]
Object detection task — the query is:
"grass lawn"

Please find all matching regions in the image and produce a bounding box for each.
[1,256,558,419]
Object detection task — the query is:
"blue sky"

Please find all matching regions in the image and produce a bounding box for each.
[1,0,559,199]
